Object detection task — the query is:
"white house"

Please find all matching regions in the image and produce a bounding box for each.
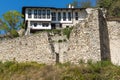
[22,5,88,34]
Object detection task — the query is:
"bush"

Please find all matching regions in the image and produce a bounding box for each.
[3,61,16,69]
[10,29,19,38]
[63,27,73,39]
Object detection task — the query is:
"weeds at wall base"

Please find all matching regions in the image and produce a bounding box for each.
[0,61,120,80]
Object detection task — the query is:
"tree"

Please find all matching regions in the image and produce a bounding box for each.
[0,11,23,38]
[110,0,120,17]
[97,0,120,17]
[3,11,23,30]
[97,0,113,9]
[0,19,9,34]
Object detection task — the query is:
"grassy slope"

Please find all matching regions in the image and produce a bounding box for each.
[0,61,120,80]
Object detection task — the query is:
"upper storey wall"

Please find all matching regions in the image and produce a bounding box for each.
[25,8,52,21]
[24,8,88,24]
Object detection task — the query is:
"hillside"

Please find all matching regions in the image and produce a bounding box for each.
[0,61,120,80]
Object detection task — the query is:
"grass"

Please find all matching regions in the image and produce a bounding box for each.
[0,61,120,80]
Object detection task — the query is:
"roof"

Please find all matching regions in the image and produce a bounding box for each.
[22,6,86,14]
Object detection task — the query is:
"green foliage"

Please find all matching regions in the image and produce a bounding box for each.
[52,29,61,35]
[19,22,25,29]
[0,19,10,33]
[97,0,120,17]
[109,0,120,17]
[78,59,84,64]
[0,61,120,80]
[3,61,16,69]
[62,66,85,80]
[44,29,61,35]
[97,0,113,9]
[0,10,24,38]
[3,11,23,29]
[10,29,19,38]
[63,27,73,39]
[100,60,113,67]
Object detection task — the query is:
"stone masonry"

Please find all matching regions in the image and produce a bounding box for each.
[0,8,120,65]
[65,8,101,63]
[107,21,120,65]
[0,32,55,64]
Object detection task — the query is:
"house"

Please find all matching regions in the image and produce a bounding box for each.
[22,5,88,34]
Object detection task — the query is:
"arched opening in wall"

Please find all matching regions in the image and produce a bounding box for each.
[55,52,59,63]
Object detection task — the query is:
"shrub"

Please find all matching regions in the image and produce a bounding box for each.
[52,29,61,35]
[10,29,19,38]
[63,27,73,39]
[3,61,16,69]
[100,60,113,67]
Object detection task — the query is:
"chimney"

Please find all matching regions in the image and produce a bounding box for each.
[68,4,72,8]
[72,5,74,8]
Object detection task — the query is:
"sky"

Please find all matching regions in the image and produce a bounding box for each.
[0,0,96,17]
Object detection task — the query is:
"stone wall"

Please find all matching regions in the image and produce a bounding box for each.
[65,8,101,63]
[107,21,120,65]
[0,32,55,64]
[0,8,120,65]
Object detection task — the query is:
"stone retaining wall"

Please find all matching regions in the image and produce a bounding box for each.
[65,8,101,63]
[0,32,55,64]
[0,8,120,65]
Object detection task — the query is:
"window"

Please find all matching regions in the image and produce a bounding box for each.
[58,12,61,21]
[75,12,78,20]
[63,12,66,21]
[34,23,37,27]
[47,10,50,19]
[42,23,49,27]
[42,10,46,19]
[52,12,56,21]
[28,9,32,18]
[38,10,41,19]
[68,12,72,21]
[34,10,37,18]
